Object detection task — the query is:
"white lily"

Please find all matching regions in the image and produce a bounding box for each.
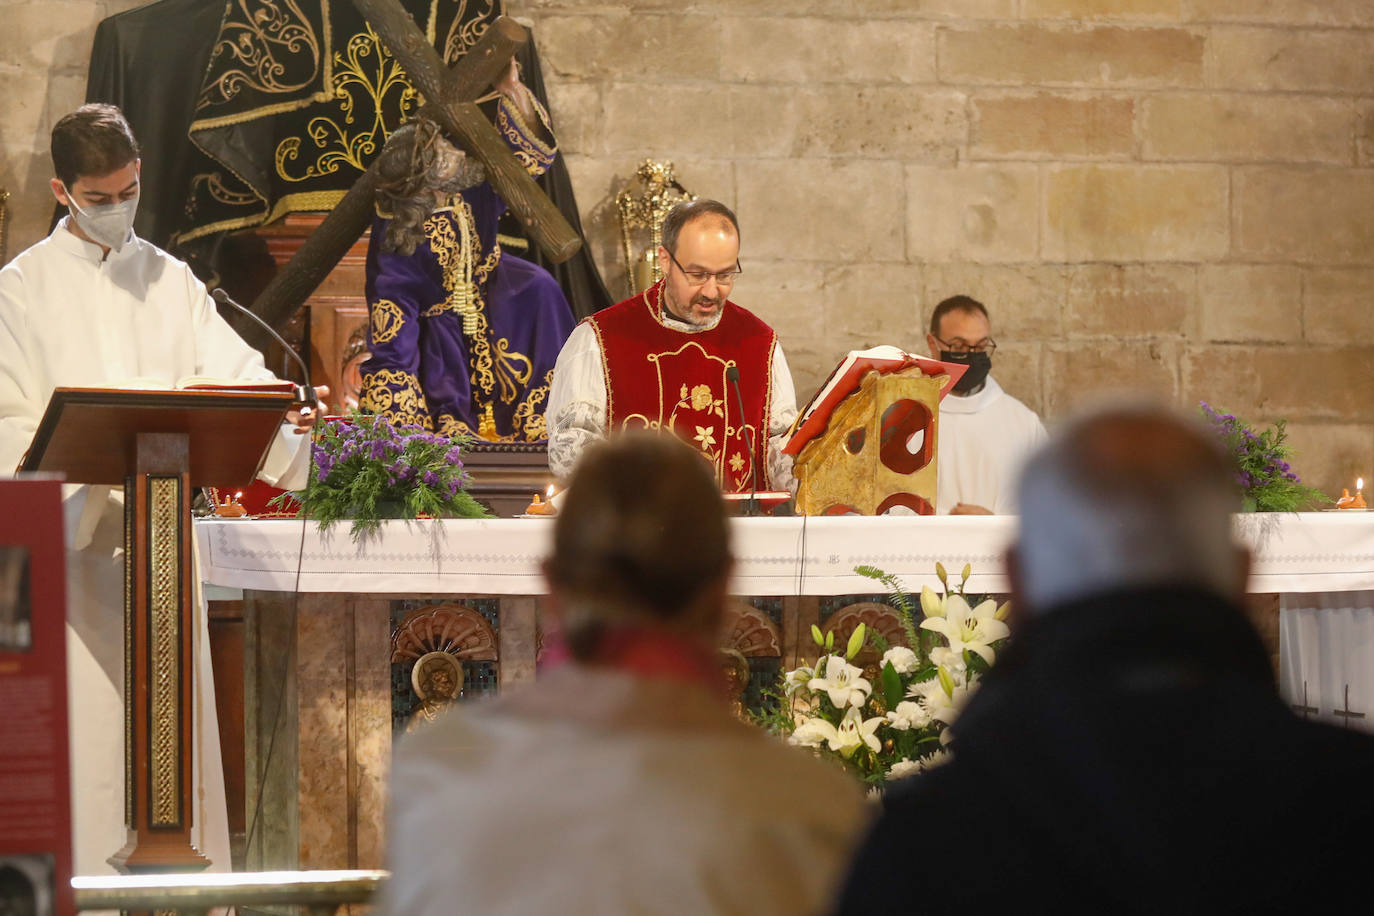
[884,699,931,731]
[831,707,883,758]
[920,585,945,618]
[880,646,919,675]
[807,654,872,709]
[919,593,1010,664]
[887,758,922,780]
[782,664,814,697]
[788,715,838,749]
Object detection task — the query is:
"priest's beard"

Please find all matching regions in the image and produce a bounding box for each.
[663,284,724,328]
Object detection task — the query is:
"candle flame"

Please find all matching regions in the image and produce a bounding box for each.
[545,483,556,498]
[1359,478,1365,491]
[234,491,243,500]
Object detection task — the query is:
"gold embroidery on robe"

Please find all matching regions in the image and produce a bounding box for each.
[370,298,405,345]
[360,368,431,429]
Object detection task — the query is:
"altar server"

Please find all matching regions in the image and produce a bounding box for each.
[385,434,867,915]
[835,402,1374,914]
[927,295,1046,515]
[547,199,799,492]
[0,104,317,875]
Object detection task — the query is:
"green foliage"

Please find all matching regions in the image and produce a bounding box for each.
[271,412,492,541]
[1198,403,1329,512]
[855,564,920,646]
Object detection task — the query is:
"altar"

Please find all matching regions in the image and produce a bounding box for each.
[196,512,1374,872]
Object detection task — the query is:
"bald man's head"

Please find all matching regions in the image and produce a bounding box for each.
[1012,402,1248,614]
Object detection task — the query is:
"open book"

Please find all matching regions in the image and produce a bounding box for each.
[109,376,299,396]
[783,346,966,456]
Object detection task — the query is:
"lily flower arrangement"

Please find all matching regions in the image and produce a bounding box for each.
[271,412,491,540]
[759,562,1010,788]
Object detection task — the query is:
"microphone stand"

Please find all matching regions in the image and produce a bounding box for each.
[725,365,759,517]
[211,288,317,407]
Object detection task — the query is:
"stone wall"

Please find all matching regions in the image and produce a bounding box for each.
[2,0,1370,494]
[517,0,1374,496]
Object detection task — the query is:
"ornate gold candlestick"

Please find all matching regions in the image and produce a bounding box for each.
[615,160,695,296]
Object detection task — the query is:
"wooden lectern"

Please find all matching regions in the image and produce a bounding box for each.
[21,387,295,873]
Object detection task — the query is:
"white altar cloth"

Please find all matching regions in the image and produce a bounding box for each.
[195,512,1374,597]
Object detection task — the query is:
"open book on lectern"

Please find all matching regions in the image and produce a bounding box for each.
[783,346,968,455]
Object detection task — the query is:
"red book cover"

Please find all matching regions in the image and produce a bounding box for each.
[784,347,967,456]
[0,478,74,916]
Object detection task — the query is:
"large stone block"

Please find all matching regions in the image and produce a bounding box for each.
[794,87,965,161]
[1283,422,1374,500]
[819,262,926,347]
[542,81,603,157]
[1186,0,1374,28]
[1045,339,1180,418]
[537,13,721,81]
[737,159,906,262]
[1234,168,1374,264]
[0,1,106,73]
[937,23,1205,87]
[970,92,1136,159]
[1302,269,1374,346]
[922,263,1067,340]
[1141,94,1353,164]
[1181,344,1263,414]
[1254,346,1374,420]
[1045,165,1229,261]
[733,260,830,347]
[1198,265,1302,343]
[1208,27,1374,93]
[601,84,797,159]
[906,164,1040,263]
[711,0,1015,16]
[1359,102,1374,166]
[1023,0,1182,19]
[721,17,937,85]
[1065,264,1196,337]
[986,342,1046,416]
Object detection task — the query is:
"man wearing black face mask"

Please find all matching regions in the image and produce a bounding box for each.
[926,295,1046,515]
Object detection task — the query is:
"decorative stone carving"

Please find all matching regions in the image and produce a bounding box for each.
[819,601,909,653]
[720,601,781,657]
[391,603,498,664]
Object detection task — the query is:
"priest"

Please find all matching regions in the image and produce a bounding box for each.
[547,200,798,492]
[927,294,1046,515]
[0,104,319,875]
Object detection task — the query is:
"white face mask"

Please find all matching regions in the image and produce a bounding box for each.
[62,183,139,252]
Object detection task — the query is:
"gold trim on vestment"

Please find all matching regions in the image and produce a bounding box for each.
[149,477,181,827]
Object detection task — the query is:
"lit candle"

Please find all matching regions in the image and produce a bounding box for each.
[1355,478,1367,509]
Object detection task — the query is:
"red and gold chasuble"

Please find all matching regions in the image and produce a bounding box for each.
[588,285,777,493]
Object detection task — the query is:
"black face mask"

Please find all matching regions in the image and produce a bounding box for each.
[941,350,992,394]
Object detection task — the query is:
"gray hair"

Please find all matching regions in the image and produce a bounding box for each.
[661,199,739,254]
[1014,400,1246,613]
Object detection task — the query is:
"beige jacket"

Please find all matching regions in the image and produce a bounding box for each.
[382,664,869,915]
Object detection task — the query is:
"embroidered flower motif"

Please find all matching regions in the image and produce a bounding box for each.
[690,383,714,411]
[729,453,746,474]
[694,426,717,450]
[680,384,689,400]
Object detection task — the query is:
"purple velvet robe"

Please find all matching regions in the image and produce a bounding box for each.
[360,97,574,441]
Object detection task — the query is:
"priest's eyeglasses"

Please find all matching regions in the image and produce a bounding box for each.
[932,335,998,355]
[666,249,742,287]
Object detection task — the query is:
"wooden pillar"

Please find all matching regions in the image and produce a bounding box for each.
[110,433,210,872]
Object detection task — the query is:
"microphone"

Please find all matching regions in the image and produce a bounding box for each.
[725,365,759,517]
[211,287,316,407]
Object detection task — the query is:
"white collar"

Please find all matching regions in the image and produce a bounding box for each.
[50,216,139,265]
[940,375,1004,414]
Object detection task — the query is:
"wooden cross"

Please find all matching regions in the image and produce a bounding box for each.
[239,5,580,348]
[1290,680,1318,719]
[1333,684,1365,729]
